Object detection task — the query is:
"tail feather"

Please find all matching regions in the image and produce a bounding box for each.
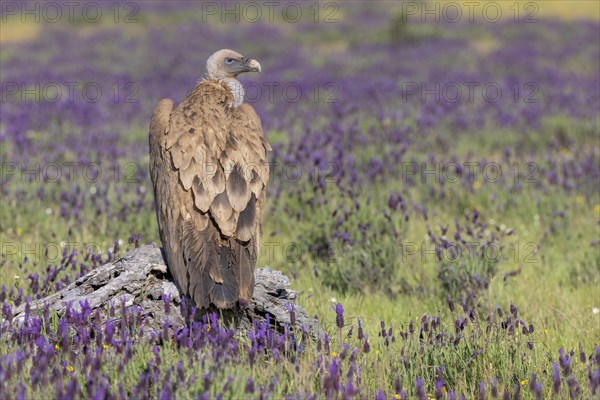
[209,250,239,308]
[236,240,255,302]
[181,219,216,308]
[181,217,256,309]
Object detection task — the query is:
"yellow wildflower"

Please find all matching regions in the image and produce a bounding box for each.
[15,227,23,236]
[67,365,74,372]
[102,344,109,349]
[54,344,60,351]
[394,395,401,400]
[520,379,528,386]
[594,204,600,215]
[473,181,481,190]
[331,351,337,357]
[575,196,585,205]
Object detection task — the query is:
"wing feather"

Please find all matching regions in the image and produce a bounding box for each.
[179,158,197,190]
[235,193,256,242]
[226,164,251,212]
[210,190,234,223]
[191,176,211,212]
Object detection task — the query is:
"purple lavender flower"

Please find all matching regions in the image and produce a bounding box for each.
[496,305,503,318]
[245,377,255,394]
[415,377,426,400]
[471,349,483,360]
[566,377,581,399]
[462,300,469,313]
[435,379,445,399]
[590,368,599,395]
[534,382,542,400]
[553,362,561,394]
[325,359,341,395]
[357,318,364,340]
[343,381,357,398]
[491,379,498,398]
[334,303,344,329]
[394,375,402,396]
[559,348,572,376]
[468,310,476,322]
[447,295,455,313]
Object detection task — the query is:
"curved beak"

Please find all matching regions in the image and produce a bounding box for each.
[245,58,261,74]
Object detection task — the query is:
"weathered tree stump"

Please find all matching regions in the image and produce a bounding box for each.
[11,245,317,336]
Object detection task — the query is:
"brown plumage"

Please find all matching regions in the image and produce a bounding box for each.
[149,49,271,309]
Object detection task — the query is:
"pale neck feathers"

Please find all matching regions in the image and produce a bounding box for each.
[222,78,244,108]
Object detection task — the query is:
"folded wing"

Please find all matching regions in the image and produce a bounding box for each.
[149,81,270,309]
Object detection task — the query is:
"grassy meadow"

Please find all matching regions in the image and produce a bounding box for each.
[1,1,599,399]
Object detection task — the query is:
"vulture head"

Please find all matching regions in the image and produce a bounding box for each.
[206,49,261,80]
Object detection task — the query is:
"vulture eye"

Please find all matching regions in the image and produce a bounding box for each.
[225,58,234,64]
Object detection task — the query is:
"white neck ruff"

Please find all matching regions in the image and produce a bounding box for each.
[223,78,244,108]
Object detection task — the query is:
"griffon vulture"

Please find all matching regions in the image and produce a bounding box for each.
[149,49,271,309]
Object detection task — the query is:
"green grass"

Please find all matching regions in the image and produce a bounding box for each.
[2,107,598,397]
